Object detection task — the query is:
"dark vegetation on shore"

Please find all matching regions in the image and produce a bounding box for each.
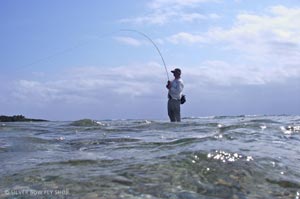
[0,115,48,122]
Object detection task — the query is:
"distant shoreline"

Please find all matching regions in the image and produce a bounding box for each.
[0,115,48,122]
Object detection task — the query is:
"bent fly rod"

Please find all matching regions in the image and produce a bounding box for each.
[119,29,170,81]
[18,29,170,80]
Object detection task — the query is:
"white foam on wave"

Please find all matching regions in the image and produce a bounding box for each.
[280,125,300,134]
[207,150,253,163]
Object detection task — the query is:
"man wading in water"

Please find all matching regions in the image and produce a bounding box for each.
[166,68,184,122]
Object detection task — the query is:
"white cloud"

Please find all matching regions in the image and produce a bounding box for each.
[12,58,299,109]
[120,0,220,25]
[119,10,174,25]
[167,32,206,44]
[225,6,300,43]
[168,5,300,45]
[184,60,300,88]
[12,63,167,105]
[114,36,142,46]
[120,11,220,25]
[148,0,220,9]
[167,5,300,41]
[210,5,300,68]
[180,12,206,21]
[166,5,300,82]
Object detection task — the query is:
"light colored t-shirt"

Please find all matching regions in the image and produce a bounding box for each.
[168,78,184,100]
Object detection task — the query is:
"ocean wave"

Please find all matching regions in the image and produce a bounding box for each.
[67,137,141,150]
[248,119,280,124]
[280,125,300,134]
[70,119,104,127]
[1,115,300,199]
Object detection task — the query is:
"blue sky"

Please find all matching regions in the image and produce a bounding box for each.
[1,0,299,120]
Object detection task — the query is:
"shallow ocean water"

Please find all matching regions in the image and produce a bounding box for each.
[0,115,300,199]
